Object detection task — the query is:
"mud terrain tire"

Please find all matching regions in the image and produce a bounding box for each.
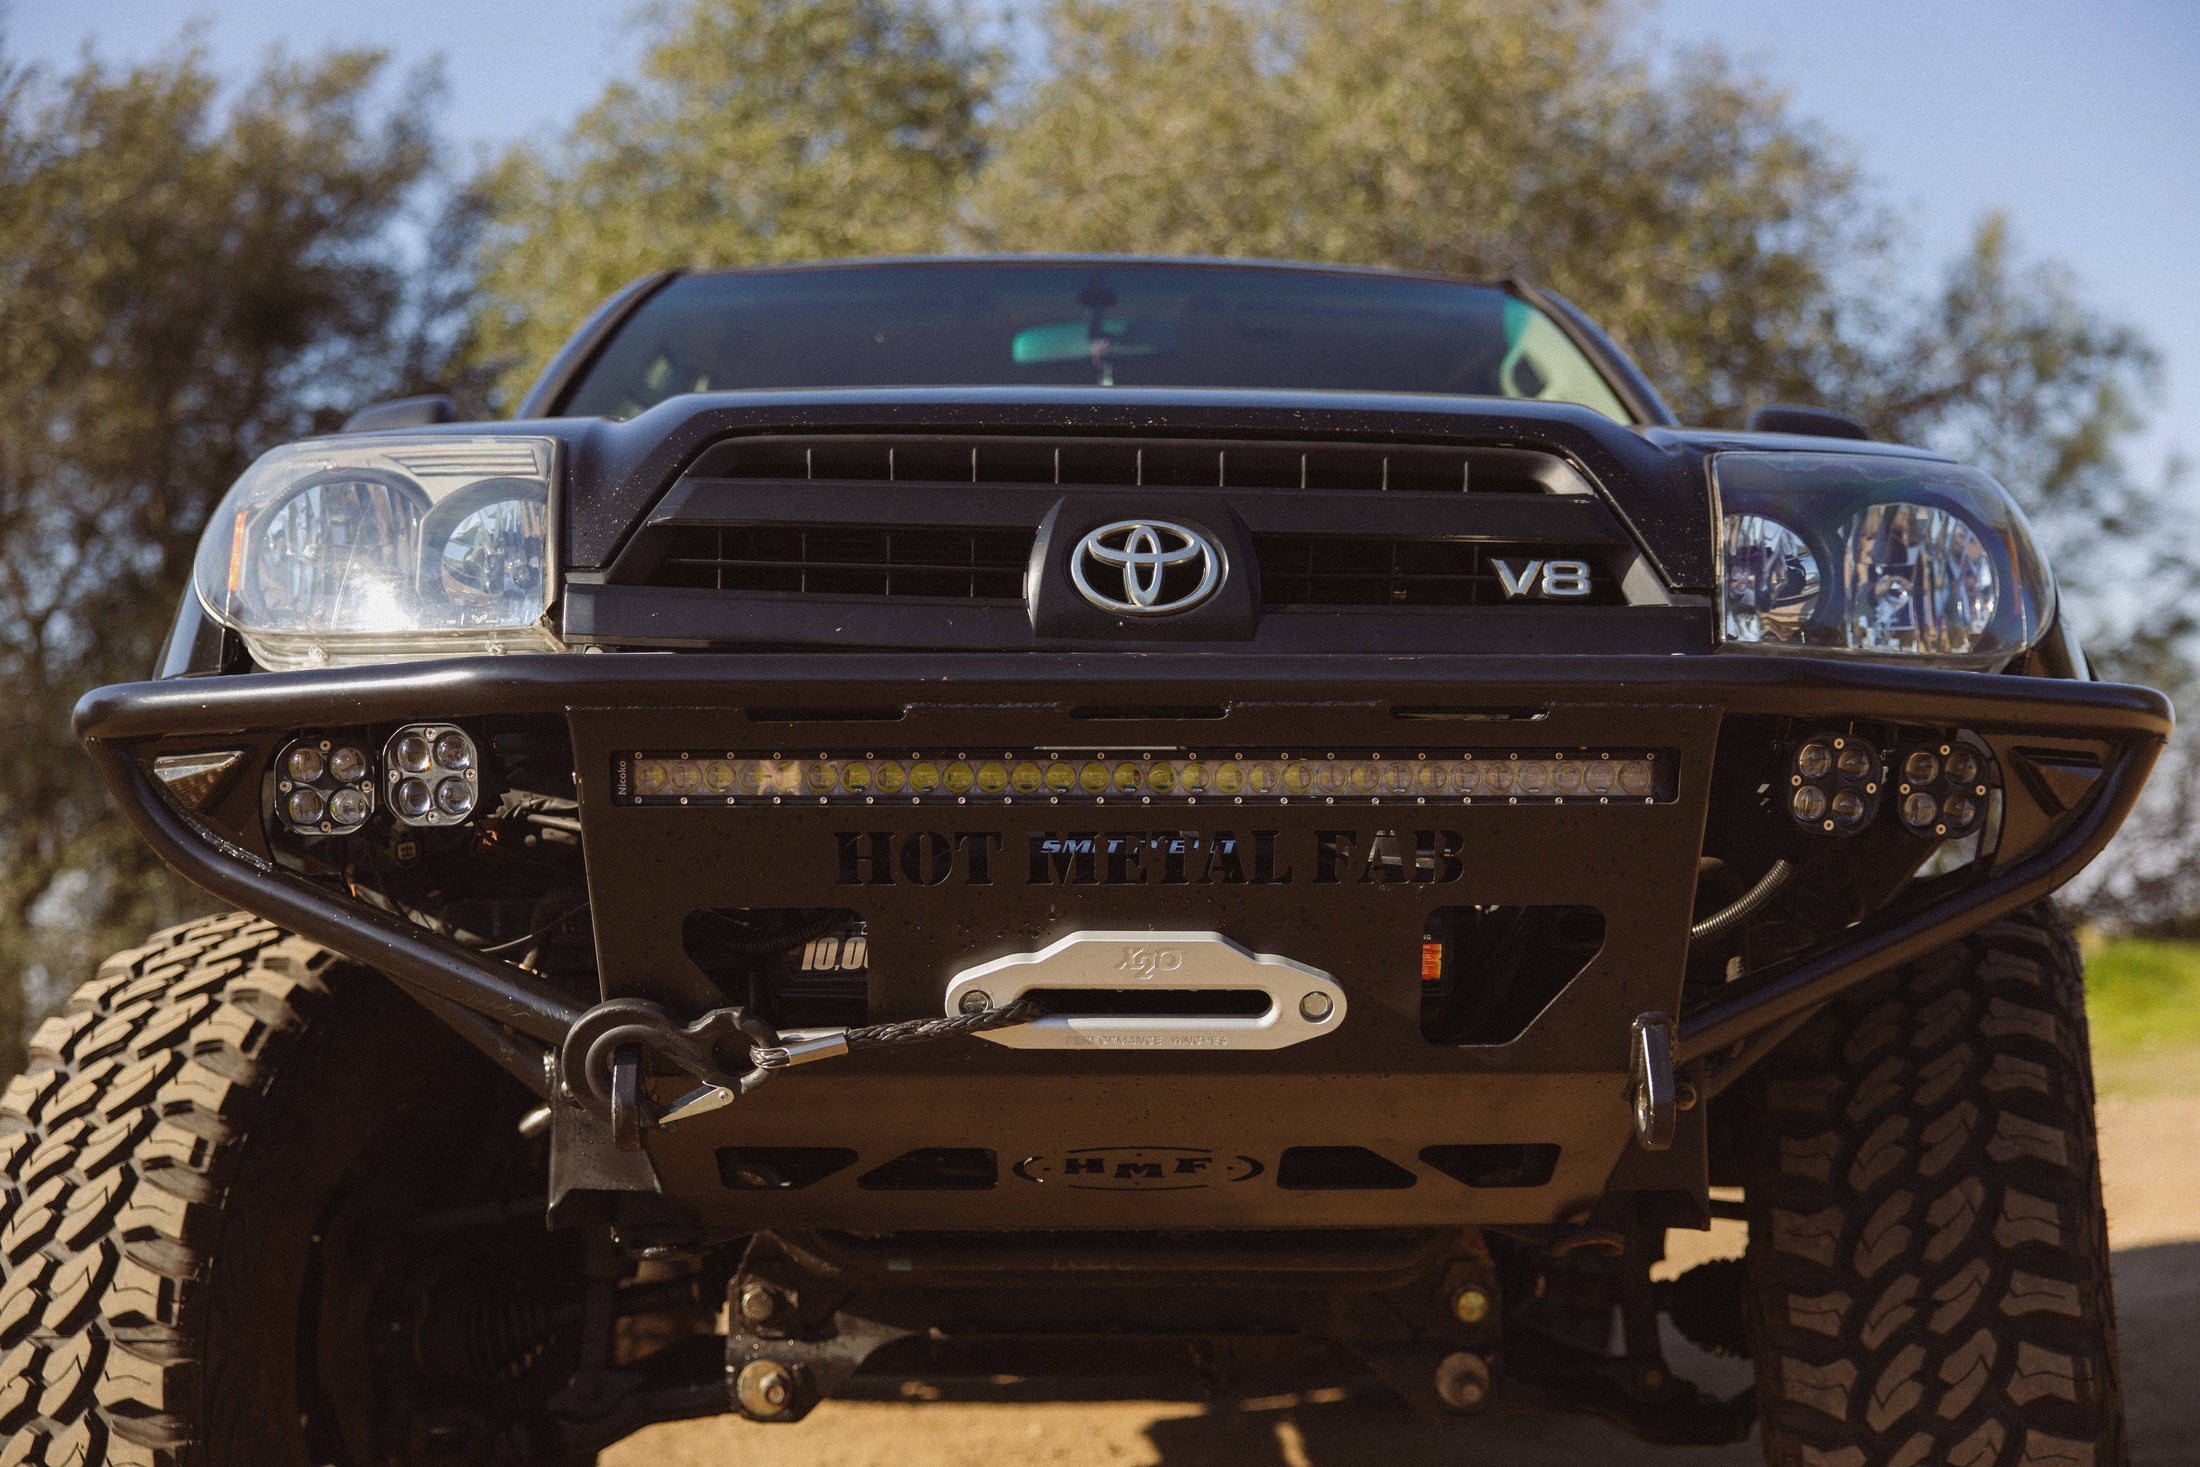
[1744,905,2125,1466]
[0,913,577,1466]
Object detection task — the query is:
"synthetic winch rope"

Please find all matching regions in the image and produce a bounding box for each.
[750,997,1046,1069]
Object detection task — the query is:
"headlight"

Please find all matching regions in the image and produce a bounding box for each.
[1714,452,2051,667]
[193,437,559,670]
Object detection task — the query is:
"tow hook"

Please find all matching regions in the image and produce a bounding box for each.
[559,999,779,1150]
[1630,1011,1678,1151]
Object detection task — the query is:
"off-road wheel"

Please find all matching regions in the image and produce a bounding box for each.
[1743,904,2125,1466]
[0,914,588,1466]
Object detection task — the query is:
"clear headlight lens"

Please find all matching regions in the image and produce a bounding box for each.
[1714,452,2051,667]
[1721,514,1821,644]
[1839,501,1999,655]
[193,436,559,670]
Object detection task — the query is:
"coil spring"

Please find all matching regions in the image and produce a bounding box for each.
[413,1285,580,1386]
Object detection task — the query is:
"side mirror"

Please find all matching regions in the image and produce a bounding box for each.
[341,394,459,434]
[1745,404,1871,440]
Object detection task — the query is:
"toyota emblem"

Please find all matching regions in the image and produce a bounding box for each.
[1070,519,1223,616]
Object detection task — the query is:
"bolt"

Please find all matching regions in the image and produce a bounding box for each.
[958,989,994,1015]
[735,1359,798,1419]
[1433,1351,1491,1412]
[1298,990,1334,1022]
[1450,1286,1492,1325]
[738,1282,780,1324]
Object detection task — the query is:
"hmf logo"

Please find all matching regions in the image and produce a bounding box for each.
[834,830,1469,886]
[1013,1147,1263,1190]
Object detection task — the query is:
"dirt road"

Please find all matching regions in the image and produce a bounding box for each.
[607,1095,2200,1467]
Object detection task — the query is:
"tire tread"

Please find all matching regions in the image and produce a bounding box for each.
[0,917,336,1466]
[1747,905,2127,1466]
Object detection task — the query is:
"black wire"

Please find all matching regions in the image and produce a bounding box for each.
[691,908,853,957]
[477,902,592,957]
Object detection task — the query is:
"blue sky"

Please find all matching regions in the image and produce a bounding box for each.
[5,0,2194,479]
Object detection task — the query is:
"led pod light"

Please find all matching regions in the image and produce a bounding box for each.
[1786,732,1882,835]
[192,436,559,671]
[1716,452,2053,668]
[385,724,479,827]
[1892,738,1993,839]
[615,750,1673,806]
[275,735,376,835]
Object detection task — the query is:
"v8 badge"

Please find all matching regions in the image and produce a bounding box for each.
[1493,558,1594,599]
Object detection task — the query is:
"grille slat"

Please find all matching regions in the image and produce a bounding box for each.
[688,434,1571,494]
[648,528,1612,607]
[637,434,1623,608]
[651,526,1031,601]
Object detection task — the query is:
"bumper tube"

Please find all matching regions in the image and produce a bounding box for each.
[76,652,2169,1070]
[82,741,584,1050]
[1675,736,2151,1063]
[72,650,2173,741]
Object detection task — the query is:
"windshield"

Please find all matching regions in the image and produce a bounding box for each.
[557,261,1634,422]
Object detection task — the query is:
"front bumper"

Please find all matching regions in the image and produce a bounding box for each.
[76,653,2168,1231]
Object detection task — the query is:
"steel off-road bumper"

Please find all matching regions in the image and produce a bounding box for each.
[76,653,2167,1232]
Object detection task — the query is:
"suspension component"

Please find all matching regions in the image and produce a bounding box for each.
[1630,1012,1677,1151]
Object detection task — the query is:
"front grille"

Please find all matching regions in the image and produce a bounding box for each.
[1254,536,1618,607]
[649,526,1031,600]
[695,434,1564,494]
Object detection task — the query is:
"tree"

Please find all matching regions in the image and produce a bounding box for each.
[972,0,1879,426]
[0,41,443,1070]
[471,0,999,403]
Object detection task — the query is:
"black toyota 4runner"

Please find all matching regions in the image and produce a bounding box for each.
[9,258,2165,1465]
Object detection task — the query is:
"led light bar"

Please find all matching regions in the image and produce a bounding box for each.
[614,750,1674,807]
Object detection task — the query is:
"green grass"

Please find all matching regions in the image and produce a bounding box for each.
[2083,937,2200,1094]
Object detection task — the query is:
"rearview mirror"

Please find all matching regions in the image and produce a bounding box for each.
[1011,318,1179,365]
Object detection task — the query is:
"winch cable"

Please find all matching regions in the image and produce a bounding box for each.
[750,996,1048,1070]
[630,996,1050,1129]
